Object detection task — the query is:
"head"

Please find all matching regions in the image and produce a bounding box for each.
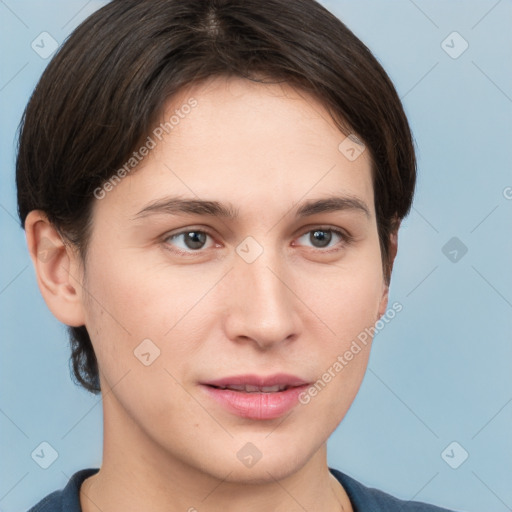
[17,0,415,483]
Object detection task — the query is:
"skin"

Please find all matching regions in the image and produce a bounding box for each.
[26,76,398,512]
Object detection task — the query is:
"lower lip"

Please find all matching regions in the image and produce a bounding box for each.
[200,384,309,420]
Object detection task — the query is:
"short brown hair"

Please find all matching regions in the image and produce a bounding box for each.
[16,0,416,394]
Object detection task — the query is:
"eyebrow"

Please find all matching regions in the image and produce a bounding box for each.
[133,195,370,220]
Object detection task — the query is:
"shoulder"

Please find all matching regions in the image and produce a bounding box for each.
[329,467,461,512]
[27,468,99,512]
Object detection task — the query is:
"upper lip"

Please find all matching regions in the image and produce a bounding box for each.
[202,373,309,390]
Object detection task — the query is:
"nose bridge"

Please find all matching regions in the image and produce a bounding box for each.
[224,240,299,348]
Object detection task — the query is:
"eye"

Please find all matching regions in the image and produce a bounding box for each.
[294,227,351,250]
[164,229,215,254]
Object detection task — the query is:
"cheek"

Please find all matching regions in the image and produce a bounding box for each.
[80,254,157,376]
[292,244,384,408]
[294,275,380,434]
[80,251,217,381]
[80,260,190,422]
[299,249,385,342]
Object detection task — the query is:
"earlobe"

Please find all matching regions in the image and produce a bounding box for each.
[377,283,390,319]
[25,211,86,327]
[386,226,399,278]
[377,222,400,319]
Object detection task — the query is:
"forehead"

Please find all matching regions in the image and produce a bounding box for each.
[93,76,375,221]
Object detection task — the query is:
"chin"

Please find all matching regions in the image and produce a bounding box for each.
[212,437,317,484]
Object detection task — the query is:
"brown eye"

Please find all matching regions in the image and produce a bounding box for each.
[295,228,348,250]
[182,231,207,250]
[310,229,332,248]
[165,230,213,253]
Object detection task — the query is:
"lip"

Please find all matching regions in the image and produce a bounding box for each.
[203,373,309,389]
[200,373,310,420]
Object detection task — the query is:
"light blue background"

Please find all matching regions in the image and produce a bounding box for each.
[1,1,511,511]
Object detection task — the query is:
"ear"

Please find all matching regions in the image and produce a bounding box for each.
[25,210,86,327]
[377,221,400,319]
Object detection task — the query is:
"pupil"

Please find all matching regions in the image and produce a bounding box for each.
[311,230,331,247]
[185,231,206,249]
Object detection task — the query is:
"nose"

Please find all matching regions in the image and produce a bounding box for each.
[221,246,302,350]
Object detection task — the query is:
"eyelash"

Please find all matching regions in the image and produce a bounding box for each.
[162,226,353,257]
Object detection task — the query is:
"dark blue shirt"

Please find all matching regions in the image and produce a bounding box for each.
[28,467,459,511]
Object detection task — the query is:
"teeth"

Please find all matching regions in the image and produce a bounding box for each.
[219,384,288,392]
[259,385,286,392]
[224,385,245,391]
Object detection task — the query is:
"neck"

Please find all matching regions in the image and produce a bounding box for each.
[80,393,352,512]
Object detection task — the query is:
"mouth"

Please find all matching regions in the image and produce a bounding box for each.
[200,374,310,420]
[208,383,292,393]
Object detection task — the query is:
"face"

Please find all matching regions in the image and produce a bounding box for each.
[75,76,390,482]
